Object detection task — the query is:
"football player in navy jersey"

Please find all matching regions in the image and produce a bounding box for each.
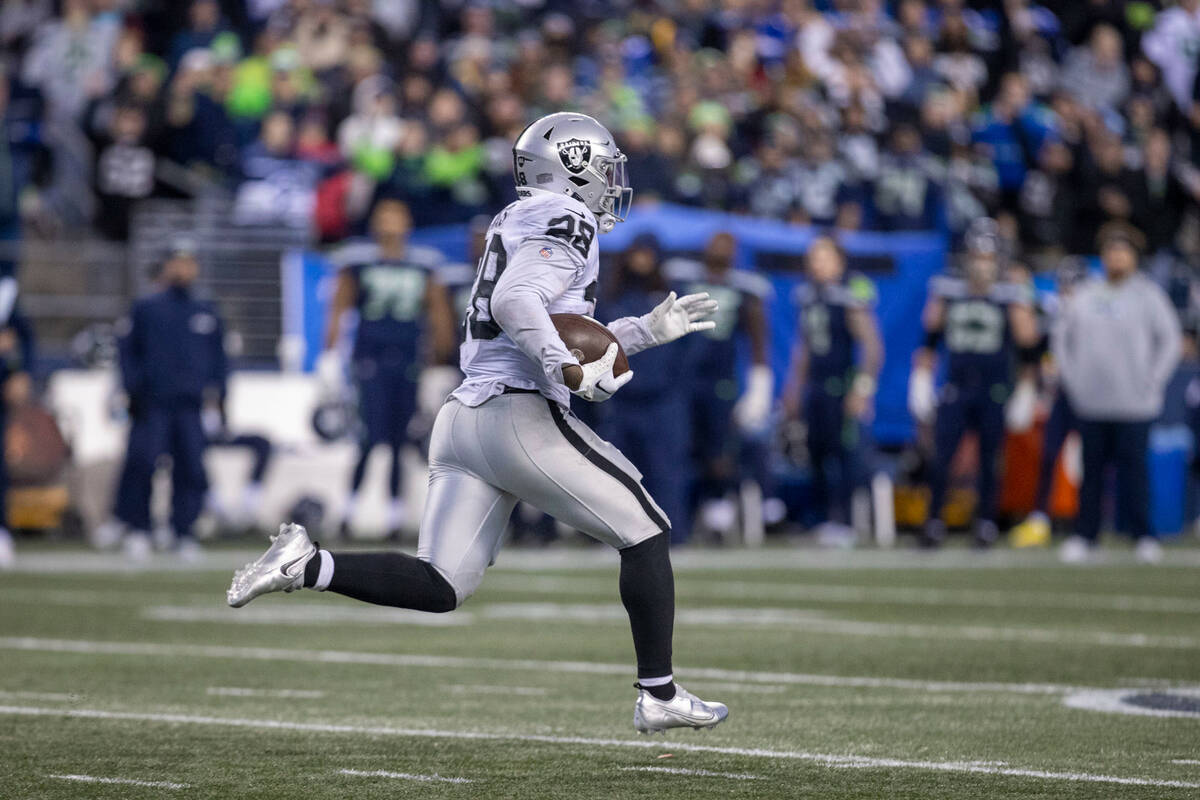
[319,199,456,540]
[665,232,773,538]
[597,234,693,542]
[909,221,1039,548]
[788,235,883,543]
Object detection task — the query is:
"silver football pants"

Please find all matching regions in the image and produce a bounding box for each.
[417,392,668,605]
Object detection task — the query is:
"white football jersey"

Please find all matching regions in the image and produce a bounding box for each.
[453,189,602,408]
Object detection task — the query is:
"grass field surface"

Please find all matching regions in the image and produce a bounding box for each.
[1,542,1199,798]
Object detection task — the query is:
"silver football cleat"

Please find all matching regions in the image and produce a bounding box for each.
[226,523,317,608]
[633,683,728,734]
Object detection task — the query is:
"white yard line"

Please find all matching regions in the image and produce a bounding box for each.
[207,687,325,699]
[482,603,829,626]
[3,706,1196,790]
[47,773,189,789]
[443,684,548,696]
[484,574,1200,615]
[128,597,1200,651]
[1172,759,1200,765]
[618,766,763,780]
[0,588,218,607]
[680,681,788,694]
[0,636,1091,695]
[480,602,1200,650]
[338,768,472,784]
[143,604,472,627]
[0,690,79,701]
[12,578,1200,616]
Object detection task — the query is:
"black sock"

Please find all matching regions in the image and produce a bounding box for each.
[317,551,457,612]
[640,681,677,701]
[619,532,675,682]
[302,545,323,588]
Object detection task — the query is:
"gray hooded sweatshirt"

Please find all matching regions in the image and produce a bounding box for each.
[1053,272,1181,422]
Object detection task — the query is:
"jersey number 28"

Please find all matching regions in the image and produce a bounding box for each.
[464,235,508,341]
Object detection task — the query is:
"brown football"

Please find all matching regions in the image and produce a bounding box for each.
[550,313,630,376]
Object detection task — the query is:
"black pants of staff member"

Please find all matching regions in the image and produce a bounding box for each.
[114,403,207,537]
[1076,419,1152,542]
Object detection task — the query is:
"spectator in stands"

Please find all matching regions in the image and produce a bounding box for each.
[1054,224,1182,564]
[1060,23,1130,113]
[972,72,1057,211]
[235,109,320,227]
[1073,129,1142,252]
[792,129,852,227]
[0,65,43,277]
[1136,128,1188,255]
[167,0,226,71]
[336,74,402,184]
[89,102,158,240]
[1017,140,1075,261]
[1142,0,1200,112]
[872,122,943,230]
[162,44,239,176]
[20,0,117,121]
[293,0,352,76]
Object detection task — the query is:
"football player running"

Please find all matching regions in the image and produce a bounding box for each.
[227,113,727,734]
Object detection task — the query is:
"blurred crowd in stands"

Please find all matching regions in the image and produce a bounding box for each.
[3,0,1200,270]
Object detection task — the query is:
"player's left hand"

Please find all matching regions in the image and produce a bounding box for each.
[643,292,719,346]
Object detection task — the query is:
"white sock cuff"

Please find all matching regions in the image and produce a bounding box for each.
[639,673,673,687]
[312,550,334,591]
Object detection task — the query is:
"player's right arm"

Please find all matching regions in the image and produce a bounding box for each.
[490,238,631,400]
[323,270,357,353]
[782,336,809,421]
[490,239,583,387]
[909,291,945,423]
[315,266,357,393]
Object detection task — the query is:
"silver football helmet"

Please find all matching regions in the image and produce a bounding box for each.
[512,112,632,233]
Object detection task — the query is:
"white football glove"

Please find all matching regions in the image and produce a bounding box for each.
[908,365,936,424]
[643,291,719,346]
[569,342,633,402]
[1005,377,1037,432]
[733,364,774,432]
[315,349,345,396]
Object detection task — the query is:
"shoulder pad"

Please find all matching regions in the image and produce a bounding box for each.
[728,269,773,299]
[991,282,1034,305]
[663,257,705,283]
[437,261,477,287]
[329,240,378,270]
[930,274,966,299]
[406,244,446,268]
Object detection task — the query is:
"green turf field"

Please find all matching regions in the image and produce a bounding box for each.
[1,543,1199,799]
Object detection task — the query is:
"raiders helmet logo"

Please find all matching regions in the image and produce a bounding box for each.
[557,138,591,174]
